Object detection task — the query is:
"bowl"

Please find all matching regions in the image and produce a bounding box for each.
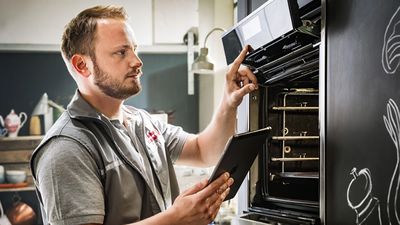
[6,170,26,184]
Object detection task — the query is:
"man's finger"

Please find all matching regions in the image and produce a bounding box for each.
[209,198,223,217]
[233,83,256,101]
[197,172,229,199]
[228,45,249,79]
[220,187,231,201]
[181,178,208,196]
[238,66,258,86]
[205,192,220,207]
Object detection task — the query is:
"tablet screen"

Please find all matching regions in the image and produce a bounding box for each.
[208,127,272,201]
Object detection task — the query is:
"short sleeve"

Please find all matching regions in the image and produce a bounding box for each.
[146,112,191,163]
[162,123,191,162]
[32,137,105,225]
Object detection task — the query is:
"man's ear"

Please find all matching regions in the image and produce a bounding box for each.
[71,54,91,77]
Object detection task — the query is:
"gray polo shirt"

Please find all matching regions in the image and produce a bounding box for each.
[31,91,190,225]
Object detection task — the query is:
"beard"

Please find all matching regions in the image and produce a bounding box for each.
[92,59,142,100]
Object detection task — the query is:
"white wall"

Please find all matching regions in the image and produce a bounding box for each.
[198,0,234,131]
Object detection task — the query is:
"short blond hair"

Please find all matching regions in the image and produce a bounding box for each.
[61,5,128,60]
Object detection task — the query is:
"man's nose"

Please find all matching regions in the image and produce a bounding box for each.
[130,53,143,68]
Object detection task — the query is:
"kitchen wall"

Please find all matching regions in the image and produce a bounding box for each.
[0,52,199,136]
[197,0,234,131]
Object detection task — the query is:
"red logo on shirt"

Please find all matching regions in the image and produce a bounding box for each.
[146,128,160,143]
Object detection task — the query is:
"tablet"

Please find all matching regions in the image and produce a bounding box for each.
[208,127,272,201]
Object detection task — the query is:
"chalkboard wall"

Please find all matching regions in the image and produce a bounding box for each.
[327,0,400,224]
[0,51,199,136]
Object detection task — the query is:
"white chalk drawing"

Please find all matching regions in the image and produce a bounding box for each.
[382,6,400,74]
[345,99,400,225]
[347,167,382,225]
[347,5,400,225]
[383,98,400,224]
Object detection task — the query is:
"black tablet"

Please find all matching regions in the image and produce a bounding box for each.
[208,127,272,201]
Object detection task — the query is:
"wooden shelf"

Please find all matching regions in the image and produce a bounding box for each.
[0,136,43,142]
[0,186,35,192]
[0,136,43,151]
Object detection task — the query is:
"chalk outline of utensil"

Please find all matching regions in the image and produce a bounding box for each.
[382,6,400,74]
[383,98,400,225]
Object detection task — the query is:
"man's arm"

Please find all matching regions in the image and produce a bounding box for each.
[177,45,258,167]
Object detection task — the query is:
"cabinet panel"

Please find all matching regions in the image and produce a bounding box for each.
[153,0,198,44]
[0,0,152,48]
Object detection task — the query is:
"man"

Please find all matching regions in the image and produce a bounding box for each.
[30,5,258,225]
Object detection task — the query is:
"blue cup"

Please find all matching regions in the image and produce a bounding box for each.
[0,165,4,183]
[0,127,7,137]
[0,115,7,137]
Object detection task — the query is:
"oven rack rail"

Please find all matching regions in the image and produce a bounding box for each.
[272,106,319,111]
[272,136,319,141]
[271,157,319,162]
[272,171,319,179]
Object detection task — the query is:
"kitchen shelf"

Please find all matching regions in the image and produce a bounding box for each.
[0,186,35,192]
[0,135,43,151]
[0,135,43,140]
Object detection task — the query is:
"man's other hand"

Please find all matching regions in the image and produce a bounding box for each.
[169,172,234,225]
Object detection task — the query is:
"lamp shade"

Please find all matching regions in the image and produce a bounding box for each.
[191,47,214,74]
[32,93,49,115]
[190,28,225,75]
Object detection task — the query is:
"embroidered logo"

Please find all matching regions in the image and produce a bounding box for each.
[146,128,160,143]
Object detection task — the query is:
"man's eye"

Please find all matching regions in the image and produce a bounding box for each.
[117,50,126,56]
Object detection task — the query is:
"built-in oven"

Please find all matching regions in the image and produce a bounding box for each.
[222,0,322,224]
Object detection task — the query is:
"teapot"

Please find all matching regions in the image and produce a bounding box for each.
[5,110,27,138]
[0,116,7,137]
